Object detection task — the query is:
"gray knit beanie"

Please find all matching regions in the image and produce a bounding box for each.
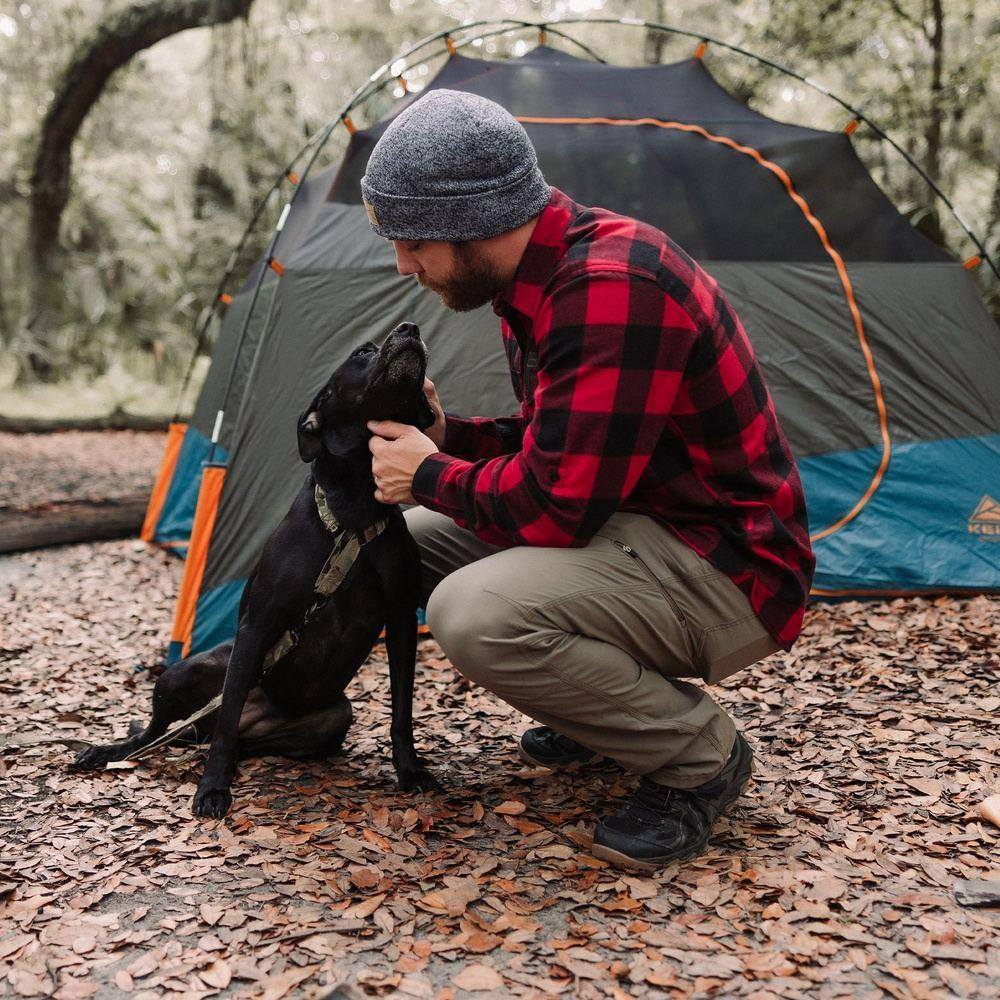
[360,89,551,242]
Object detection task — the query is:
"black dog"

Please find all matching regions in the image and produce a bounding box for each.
[73,322,438,817]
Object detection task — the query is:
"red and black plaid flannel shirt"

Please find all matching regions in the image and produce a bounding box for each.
[411,187,815,649]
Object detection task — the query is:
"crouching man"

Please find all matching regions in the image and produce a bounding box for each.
[363,89,815,871]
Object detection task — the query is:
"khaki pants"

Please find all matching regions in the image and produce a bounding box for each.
[407,508,780,788]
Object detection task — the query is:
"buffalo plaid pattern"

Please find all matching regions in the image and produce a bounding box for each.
[411,187,814,649]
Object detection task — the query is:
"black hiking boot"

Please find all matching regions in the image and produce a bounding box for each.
[518,726,598,768]
[591,732,754,872]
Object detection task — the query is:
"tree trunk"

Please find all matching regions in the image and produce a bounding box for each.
[917,0,945,246]
[644,1,666,66]
[925,0,944,187]
[23,0,256,382]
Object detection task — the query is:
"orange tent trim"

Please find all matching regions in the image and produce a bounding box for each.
[169,463,227,659]
[140,422,188,543]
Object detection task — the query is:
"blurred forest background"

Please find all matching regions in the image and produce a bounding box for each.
[0,0,996,420]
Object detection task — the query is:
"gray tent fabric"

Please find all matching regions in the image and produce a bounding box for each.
[155,45,999,657]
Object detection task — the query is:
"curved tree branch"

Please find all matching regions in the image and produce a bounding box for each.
[29,0,256,268]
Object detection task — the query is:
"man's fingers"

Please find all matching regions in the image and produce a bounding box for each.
[367,419,409,439]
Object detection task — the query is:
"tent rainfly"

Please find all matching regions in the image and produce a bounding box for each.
[139,26,1000,663]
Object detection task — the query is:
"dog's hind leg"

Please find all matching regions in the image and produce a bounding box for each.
[237,693,353,761]
[71,645,231,772]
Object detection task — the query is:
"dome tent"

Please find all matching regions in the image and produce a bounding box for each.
[141,21,1000,663]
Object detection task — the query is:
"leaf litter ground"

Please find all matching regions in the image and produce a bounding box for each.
[1,537,998,998]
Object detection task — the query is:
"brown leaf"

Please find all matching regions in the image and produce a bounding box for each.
[345,891,387,919]
[200,960,232,989]
[417,878,480,916]
[494,800,527,815]
[199,902,224,926]
[350,866,382,890]
[452,964,504,991]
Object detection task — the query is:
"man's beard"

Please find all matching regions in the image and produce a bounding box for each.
[421,242,506,313]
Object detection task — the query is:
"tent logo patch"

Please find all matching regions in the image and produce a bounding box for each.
[968,494,1000,538]
[363,199,379,227]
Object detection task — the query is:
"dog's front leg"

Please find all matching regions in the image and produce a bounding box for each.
[384,611,438,791]
[192,627,266,818]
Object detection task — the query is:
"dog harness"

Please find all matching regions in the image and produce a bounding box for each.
[124,486,389,760]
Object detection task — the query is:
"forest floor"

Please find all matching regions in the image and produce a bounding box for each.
[1,432,998,999]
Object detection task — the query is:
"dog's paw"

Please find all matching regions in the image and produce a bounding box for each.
[70,745,120,772]
[192,785,232,819]
[398,766,440,793]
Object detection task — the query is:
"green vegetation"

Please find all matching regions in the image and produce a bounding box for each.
[0,0,995,413]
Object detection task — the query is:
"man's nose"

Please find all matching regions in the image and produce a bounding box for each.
[392,242,420,277]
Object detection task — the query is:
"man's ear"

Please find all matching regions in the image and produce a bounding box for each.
[416,392,436,432]
[297,409,323,463]
[322,421,367,458]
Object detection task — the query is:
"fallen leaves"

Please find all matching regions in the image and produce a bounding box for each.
[1,465,998,997]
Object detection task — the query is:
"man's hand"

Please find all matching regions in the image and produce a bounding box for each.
[368,420,438,505]
[423,377,446,449]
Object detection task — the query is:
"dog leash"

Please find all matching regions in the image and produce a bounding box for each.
[124,486,388,761]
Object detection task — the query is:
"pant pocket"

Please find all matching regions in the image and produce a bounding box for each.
[699,617,781,684]
[598,534,701,677]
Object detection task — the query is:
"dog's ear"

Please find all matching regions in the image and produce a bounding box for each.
[416,391,436,432]
[322,421,367,458]
[297,408,323,463]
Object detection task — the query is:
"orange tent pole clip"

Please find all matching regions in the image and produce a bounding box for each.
[140,421,188,543]
[694,41,708,60]
[539,25,548,45]
[964,255,982,270]
[445,34,456,56]
[844,118,860,135]
[218,292,233,306]
[268,257,285,276]
[341,113,357,135]
[398,75,409,93]
[286,170,300,185]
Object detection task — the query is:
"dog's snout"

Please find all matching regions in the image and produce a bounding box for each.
[394,322,420,340]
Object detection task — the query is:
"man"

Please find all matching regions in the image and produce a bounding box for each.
[362,89,815,871]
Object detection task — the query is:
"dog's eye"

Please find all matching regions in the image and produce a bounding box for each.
[353,344,376,358]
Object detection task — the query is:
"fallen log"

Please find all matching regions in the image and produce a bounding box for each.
[0,411,170,434]
[0,495,147,552]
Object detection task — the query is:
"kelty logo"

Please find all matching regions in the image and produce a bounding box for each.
[363,198,379,227]
[968,494,1000,538]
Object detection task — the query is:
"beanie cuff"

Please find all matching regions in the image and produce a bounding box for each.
[361,169,552,242]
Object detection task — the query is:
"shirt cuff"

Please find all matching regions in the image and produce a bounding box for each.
[411,451,469,513]
[441,413,467,456]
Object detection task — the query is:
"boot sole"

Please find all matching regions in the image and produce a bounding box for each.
[590,757,755,873]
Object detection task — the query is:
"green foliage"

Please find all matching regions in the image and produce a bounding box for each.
[0,0,996,398]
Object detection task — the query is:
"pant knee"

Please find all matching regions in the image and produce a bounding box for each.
[426,573,520,687]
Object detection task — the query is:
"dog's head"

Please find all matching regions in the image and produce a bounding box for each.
[297,322,434,462]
